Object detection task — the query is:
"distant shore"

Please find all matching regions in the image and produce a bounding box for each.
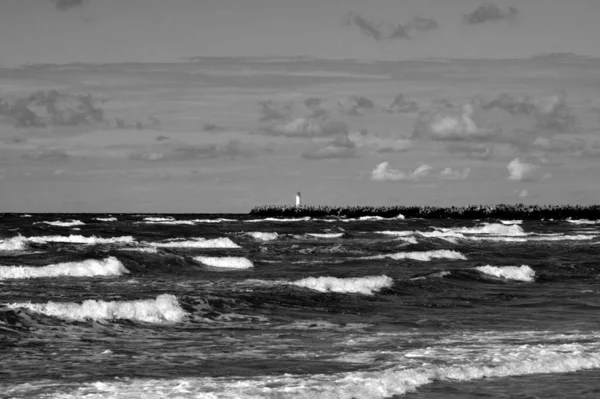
[249,204,600,220]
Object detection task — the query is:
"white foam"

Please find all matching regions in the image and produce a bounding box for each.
[20,214,32,217]
[193,256,253,269]
[148,237,240,248]
[8,294,187,323]
[364,249,466,261]
[247,232,279,241]
[119,247,159,254]
[41,341,600,398]
[95,217,117,222]
[246,217,312,223]
[438,223,526,236]
[376,230,414,236]
[500,220,523,225]
[143,217,174,222]
[566,219,599,225]
[307,233,344,238]
[291,275,393,295]
[475,265,536,282]
[26,235,135,245]
[0,235,28,251]
[0,257,128,280]
[142,220,195,225]
[41,220,85,227]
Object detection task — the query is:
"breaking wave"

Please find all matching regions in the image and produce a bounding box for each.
[0,236,28,251]
[26,235,135,245]
[247,232,279,241]
[291,275,393,295]
[476,265,536,282]
[54,343,600,398]
[8,294,187,323]
[40,220,85,227]
[0,257,128,280]
[364,249,466,261]
[193,256,254,269]
[148,237,240,249]
[437,223,526,235]
[95,217,117,222]
[306,233,345,238]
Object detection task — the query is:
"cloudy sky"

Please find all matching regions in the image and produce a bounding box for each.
[1,0,599,212]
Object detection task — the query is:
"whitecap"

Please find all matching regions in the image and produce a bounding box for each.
[0,235,28,251]
[95,217,118,222]
[306,233,344,238]
[247,232,279,241]
[0,257,128,280]
[499,220,523,225]
[193,256,253,269]
[291,275,393,295]
[475,265,535,282]
[148,237,240,249]
[41,220,85,227]
[438,223,525,236]
[8,294,187,323]
[363,249,466,261]
[143,217,174,222]
[26,235,135,245]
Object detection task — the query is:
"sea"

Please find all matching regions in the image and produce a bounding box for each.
[1,213,600,399]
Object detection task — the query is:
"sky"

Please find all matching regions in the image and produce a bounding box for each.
[1,1,600,213]
[1,0,600,64]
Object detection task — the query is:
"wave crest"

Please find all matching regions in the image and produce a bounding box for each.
[364,250,466,261]
[475,265,536,282]
[9,294,187,323]
[0,257,128,280]
[193,256,253,269]
[292,275,393,295]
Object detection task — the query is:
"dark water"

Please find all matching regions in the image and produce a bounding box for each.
[1,213,600,398]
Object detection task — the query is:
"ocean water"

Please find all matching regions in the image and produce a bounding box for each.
[1,213,600,398]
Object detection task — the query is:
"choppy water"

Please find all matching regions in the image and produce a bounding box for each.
[1,213,600,398]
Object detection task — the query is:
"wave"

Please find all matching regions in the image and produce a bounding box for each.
[475,265,536,282]
[40,220,85,227]
[148,237,240,248]
[119,247,159,254]
[26,235,135,245]
[306,233,345,238]
[245,217,312,223]
[193,256,253,269]
[8,294,187,323]
[246,232,279,241]
[58,341,600,398]
[143,217,174,222]
[95,217,117,222]
[566,219,599,225]
[437,223,526,236]
[291,275,393,295]
[0,257,128,280]
[500,220,523,225]
[364,249,466,261]
[0,236,27,251]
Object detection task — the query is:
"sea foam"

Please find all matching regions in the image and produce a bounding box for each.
[475,265,536,282]
[0,257,128,280]
[9,294,187,323]
[247,232,279,241]
[41,220,85,227]
[364,249,466,261]
[26,235,135,245]
[438,223,526,236]
[193,256,254,269]
[50,343,600,399]
[306,233,344,238]
[148,237,240,248]
[0,235,28,251]
[291,275,393,295]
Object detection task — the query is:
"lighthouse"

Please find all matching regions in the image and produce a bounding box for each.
[296,191,301,207]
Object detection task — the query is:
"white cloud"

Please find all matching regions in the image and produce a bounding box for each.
[371,162,432,181]
[439,167,471,180]
[507,158,539,181]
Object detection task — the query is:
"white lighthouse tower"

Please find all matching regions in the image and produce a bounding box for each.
[296,191,301,207]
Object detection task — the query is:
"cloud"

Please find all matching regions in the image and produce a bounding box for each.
[412,103,500,141]
[463,2,518,25]
[445,142,494,160]
[263,117,349,138]
[337,95,377,116]
[516,189,529,198]
[371,162,432,181]
[22,148,72,162]
[507,158,540,181]
[0,90,104,128]
[344,12,438,41]
[439,167,471,181]
[258,100,292,122]
[350,133,412,154]
[301,133,357,160]
[53,0,86,11]
[388,94,419,114]
[480,92,577,133]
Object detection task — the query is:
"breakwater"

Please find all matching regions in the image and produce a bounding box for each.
[249,204,600,220]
